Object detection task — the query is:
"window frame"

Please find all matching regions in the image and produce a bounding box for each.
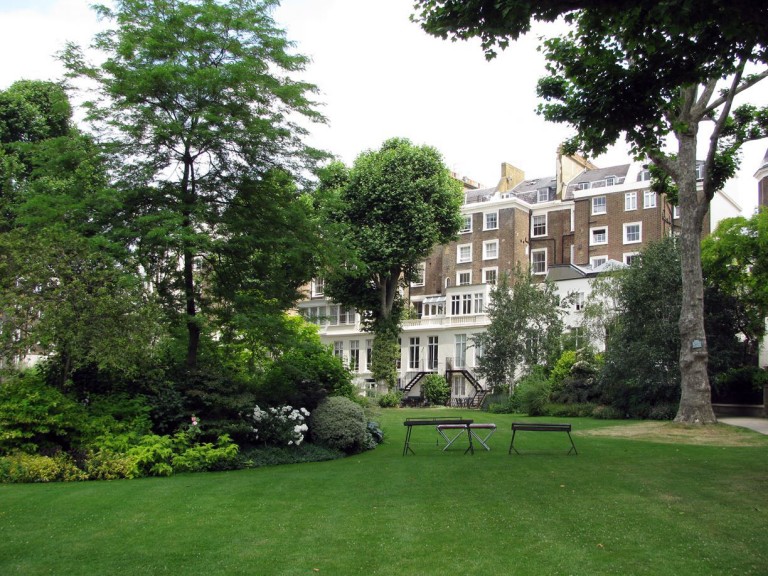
[532,214,547,237]
[625,191,637,211]
[590,255,608,268]
[482,267,498,285]
[531,248,547,275]
[623,222,642,244]
[643,190,656,209]
[483,211,499,231]
[457,270,472,286]
[482,239,499,260]
[457,243,472,263]
[590,226,608,246]
[591,196,607,215]
[459,214,472,234]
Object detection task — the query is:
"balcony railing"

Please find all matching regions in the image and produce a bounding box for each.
[402,314,490,329]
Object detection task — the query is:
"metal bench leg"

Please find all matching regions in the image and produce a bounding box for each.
[509,430,520,455]
[567,431,578,455]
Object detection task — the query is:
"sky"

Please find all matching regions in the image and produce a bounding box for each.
[1,0,766,213]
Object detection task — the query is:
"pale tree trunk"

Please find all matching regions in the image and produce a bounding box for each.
[660,94,716,424]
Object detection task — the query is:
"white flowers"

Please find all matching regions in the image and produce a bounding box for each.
[250,404,310,446]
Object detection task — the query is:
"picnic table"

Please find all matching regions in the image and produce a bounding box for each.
[403,417,475,455]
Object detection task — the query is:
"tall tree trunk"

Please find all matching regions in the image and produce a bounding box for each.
[181,155,199,370]
[673,128,716,424]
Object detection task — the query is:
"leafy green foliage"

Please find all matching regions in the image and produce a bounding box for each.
[377,390,403,408]
[702,210,768,354]
[320,138,463,385]
[512,369,552,416]
[0,372,87,454]
[0,452,87,483]
[601,238,682,417]
[61,0,327,368]
[474,267,563,390]
[421,374,450,405]
[309,396,368,454]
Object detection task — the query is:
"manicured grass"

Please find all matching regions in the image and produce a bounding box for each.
[2,409,767,575]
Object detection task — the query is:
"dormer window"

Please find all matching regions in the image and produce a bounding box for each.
[537,188,550,203]
[605,176,616,186]
[576,182,590,191]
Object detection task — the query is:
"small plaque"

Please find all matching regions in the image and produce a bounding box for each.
[691,339,703,349]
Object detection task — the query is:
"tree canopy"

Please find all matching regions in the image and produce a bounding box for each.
[413,0,768,424]
[61,0,327,369]
[320,137,463,387]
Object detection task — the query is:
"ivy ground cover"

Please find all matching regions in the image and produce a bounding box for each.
[1,409,767,575]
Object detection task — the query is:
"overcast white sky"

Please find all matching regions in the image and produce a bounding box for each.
[1,0,765,213]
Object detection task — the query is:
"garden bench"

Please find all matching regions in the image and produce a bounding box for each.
[403,418,474,455]
[508,422,577,455]
[437,423,496,451]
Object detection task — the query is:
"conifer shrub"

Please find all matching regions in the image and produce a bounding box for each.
[310,396,368,454]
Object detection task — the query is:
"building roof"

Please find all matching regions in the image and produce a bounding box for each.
[754,147,768,178]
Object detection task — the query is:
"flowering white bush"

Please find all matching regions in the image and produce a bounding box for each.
[250,405,309,446]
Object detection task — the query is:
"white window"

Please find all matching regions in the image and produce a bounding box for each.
[457,243,472,263]
[455,334,467,368]
[473,293,484,314]
[573,292,585,311]
[590,227,608,245]
[537,188,550,203]
[462,294,472,314]
[452,375,466,396]
[410,262,425,287]
[637,169,651,182]
[590,256,608,268]
[673,205,680,219]
[339,306,355,325]
[484,212,498,230]
[482,267,498,285]
[457,271,472,286]
[451,295,460,315]
[409,337,420,370]
[428,336,439,370]
[623,222,642,244]
[644,190,656,209]
[605,176,616,186]
[303,305,326,326]
[531,249,547,275]
[625,192,637,211]
[532,214,547,237]
[624,252,640,265]
[592,196,607,215]
[483,240,498,260]
[576,182,590,191]
[366,339,373,371]
[311,278,324,297]
[333,341,343,360]
[459,215,472,233]
[696,163,704,181]
[349,340,360,371]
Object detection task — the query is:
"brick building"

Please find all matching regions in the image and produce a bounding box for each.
[298,148,746,402]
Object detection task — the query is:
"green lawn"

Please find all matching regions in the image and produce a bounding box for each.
[2,409,767,575]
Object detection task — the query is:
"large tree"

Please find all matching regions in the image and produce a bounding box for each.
[61,0,326,369]
[413,0,768,423]
[0,81,160,380]
[474,267,563,392]
[320,138,463,389]
[701,210,768,359]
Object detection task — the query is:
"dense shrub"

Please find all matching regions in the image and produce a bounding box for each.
[421,374,450,405]
[257,344,355,411]
[84,449,139,480]
[172,434,239,473]
[712,366,767,404]
[310,396,368,454]
[647,403,678,421]
[0,452,87,483]
[0,372,87,454]
[542,403,597,418]
[484,393,518,414]
[550,348,603,405]
[591,405,625,420]
[513,370,552,416]
[240,443,344,468]
[377,390,402,408]
[247,405,310,447]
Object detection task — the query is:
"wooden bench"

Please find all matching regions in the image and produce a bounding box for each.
[509,422,577,455]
